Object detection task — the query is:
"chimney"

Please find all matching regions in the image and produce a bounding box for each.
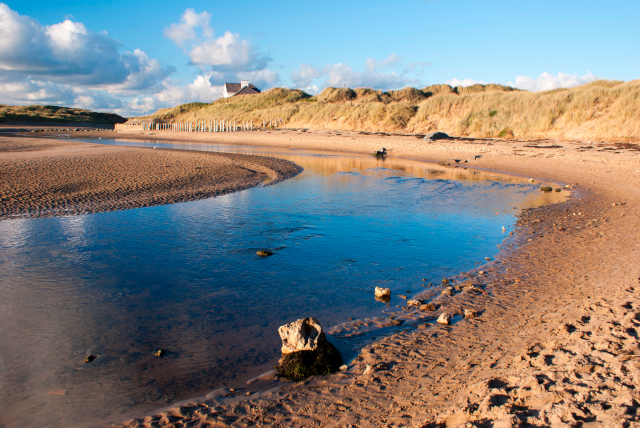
[241,80,249,88]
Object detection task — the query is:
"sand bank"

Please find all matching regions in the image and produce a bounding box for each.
[89,128,640,427]
[0,135,301,220]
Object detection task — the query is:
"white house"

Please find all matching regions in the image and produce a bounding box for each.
[223,80,261,98]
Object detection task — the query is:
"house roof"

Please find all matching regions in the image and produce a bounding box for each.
[225,83,242,93]
[234,86,261,96]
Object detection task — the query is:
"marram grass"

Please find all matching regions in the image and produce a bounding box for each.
[135,80,640,140]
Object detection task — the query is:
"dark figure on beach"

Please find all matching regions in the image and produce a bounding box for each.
[373,148,387,157]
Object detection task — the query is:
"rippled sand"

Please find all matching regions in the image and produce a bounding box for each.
[0,136,301,220]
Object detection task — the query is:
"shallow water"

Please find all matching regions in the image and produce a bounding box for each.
[0,140,565,427]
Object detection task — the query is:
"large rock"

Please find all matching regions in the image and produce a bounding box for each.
[424,132,450,141]
[274,318,342,381]
[278,317,323,354]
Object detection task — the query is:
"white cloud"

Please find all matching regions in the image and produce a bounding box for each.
[164,10,274,77]
[291,63,321,88]
[0,3,172,89]
[509,71,597,92]
[446,78,487,87]
[163,8,213,47]
[290,54,424,92]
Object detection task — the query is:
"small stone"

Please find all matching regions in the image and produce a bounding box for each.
[442,278,449,284]
[84,355,96,363]
[540,186,553,192]
[363,365,373,375]
[437,313,452,325]
[256,250,273,256]
[528,179,535,183]
[245,391,251,396]
[420,303,437,311]
[422,278,427,281]
[464,309,480,318]
[441,287,454,296]
[399,295,407,299]
[374,287,391,298]
[155,349,166,357]
[407,299,423,307]
[485,257,492,261]
[339,364,348,371]
[555,188,562,192]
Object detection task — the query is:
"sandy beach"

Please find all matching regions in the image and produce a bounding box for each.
[0,134,301,220]
[4,128,640,426]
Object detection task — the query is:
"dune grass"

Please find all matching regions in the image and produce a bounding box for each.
[135,80,640,140]
[0,104,127,125]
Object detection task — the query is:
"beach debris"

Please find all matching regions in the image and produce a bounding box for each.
[84,355,96,363]
[274,317,342,381]
[420,303,438,311]
[256,250,273,257]
[407,299,424,307]
[155,349,166,358]
[437,313,452,325]
[424,132,450,141]
[464,309,481,319]
[540,186,553,192]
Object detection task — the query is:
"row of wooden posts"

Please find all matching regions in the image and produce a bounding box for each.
[135,118,285,132]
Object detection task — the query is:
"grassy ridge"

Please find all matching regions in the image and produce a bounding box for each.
[135,80,640,140]
[0,104,127,125]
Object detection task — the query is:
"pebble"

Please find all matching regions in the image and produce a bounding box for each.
[464,309,480,318]
[437,313,452,325]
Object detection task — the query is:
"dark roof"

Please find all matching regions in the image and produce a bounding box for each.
[225,83,242,93]
[234,86,261,96]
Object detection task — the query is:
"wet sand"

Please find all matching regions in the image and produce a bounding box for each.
[86,128,640,427]
[0,135,301,220]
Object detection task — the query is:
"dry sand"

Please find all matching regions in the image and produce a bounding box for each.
[4,128,640,427]
[0,135,301,220]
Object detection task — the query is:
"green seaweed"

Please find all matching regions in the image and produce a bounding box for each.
[274,339,342,381]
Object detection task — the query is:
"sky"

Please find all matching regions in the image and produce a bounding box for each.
[0,0,638,117]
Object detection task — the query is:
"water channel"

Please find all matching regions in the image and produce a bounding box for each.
[0,139,565,427]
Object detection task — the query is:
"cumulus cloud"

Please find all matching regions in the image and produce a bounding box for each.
[0,3,171,90]
[290,54,425,92]
[446,78,487,87]
[163,9,213,47]
[509,71,597,92]
[291,63,321,88]
[164,9,275,78]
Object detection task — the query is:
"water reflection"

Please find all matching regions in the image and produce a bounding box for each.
[0,140,567,428]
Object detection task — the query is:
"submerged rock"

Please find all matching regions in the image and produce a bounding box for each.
[256,250,273,257]
[437,313,452,325]
[274,318,342,381]
[374,287,391,299]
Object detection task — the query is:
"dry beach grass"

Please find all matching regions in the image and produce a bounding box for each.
[135,80,640,141]
[96,127,640,427]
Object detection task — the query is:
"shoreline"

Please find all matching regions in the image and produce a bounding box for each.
[96,130,640,427]
[0,135,302,220]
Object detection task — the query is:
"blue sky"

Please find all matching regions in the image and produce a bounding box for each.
[1,0,638,116]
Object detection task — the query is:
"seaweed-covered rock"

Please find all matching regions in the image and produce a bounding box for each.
[540,186,553,192]
[274,318,342,381]
[256,250,273,256]
[424,132,450,141]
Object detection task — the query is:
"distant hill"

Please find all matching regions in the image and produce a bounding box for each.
[0,105,127,125]
[129,80,640,140]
